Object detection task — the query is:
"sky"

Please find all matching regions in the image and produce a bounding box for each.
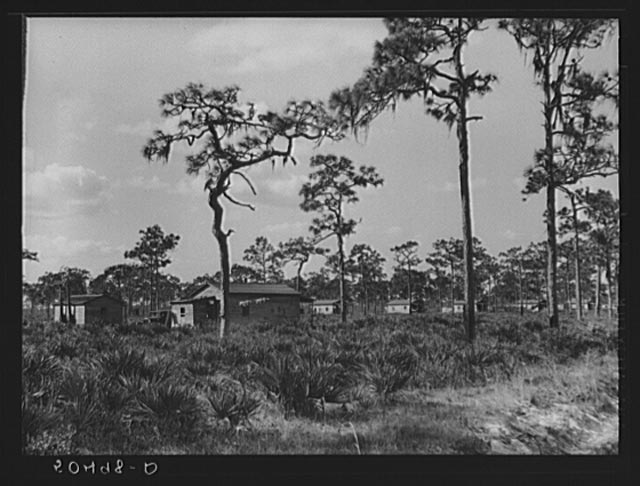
[22,17,619,284]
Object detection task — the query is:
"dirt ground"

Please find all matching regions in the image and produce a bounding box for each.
[426,366,619,454]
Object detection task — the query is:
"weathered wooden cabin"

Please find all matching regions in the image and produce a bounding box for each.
[170,283,306,327]
[53,294,125,325]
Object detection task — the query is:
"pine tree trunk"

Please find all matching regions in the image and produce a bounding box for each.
[595,262,601,318]
[543,61,560,328]
[338,231,347,324]
[210,191,230,340]
[296,261,304,292]
[361,258,368,316]
[364,282,369,316]
[570,195,583,320]
[518,260,524,315]
[454,30,476,341]
[154,262,160,312]
[407,261,412,314]
[59,287,65,323]
[605,253,613,319]
[564,263,571,312]
[450,260,455,315]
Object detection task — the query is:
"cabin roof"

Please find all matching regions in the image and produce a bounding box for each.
[173,283,302,304]
[313,299,340,306]
[54,294,124,306]
[386,299,410,306]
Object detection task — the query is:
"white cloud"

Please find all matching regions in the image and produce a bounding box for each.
[188,18,383,74]
[503,229,518,241]
[24,163,112,218]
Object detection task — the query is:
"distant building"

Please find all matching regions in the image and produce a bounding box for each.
[441,300,478,314]
[505,299,542,312]
[54,294,125,325]
[385,299,411,314]
[312,299,340,315]
[170,283,305,327]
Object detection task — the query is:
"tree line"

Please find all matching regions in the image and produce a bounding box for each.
[23,180,618,324]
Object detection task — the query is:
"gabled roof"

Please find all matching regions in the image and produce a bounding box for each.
[313,299,340,306]
[386,299,410,306]
[184,282,211,300]
[54,294,124,306]
[229,283,300,295]
[178,283,302,303]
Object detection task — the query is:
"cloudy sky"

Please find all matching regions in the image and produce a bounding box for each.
[22,17,619,283]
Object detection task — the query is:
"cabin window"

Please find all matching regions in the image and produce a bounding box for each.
[180,307,186,317]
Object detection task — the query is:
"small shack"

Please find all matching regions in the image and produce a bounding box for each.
[54,294,125,325]
[385,299,411,314]
[312,299,340,315]
[441,300,479,314]
[170,283,305,327]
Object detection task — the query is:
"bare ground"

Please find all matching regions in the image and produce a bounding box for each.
[422,354,619,454]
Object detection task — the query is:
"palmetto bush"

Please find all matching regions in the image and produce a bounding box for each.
[255,353,306,414]
[419,343,459,389]
[255,348,353,417]
[205,380,262,430]
[539,324,617,362]
[22,348,62,403]
[100,348,148,379]
[299,348,352,404]
[132,382,201,441]
[57,365,103,437]
[21,394,67,454]
[355,345,419,401]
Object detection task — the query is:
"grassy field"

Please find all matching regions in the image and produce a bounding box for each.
[21,312,618,455]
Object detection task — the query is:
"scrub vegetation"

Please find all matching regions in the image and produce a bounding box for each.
[22,312,618,455]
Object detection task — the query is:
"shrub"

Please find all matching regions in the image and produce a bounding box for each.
[21,395,64,454]
[100,348,147,379]
[23,349,62,400]
[58,366,103,438]
[254,349,350,417]
[132,382,200,441]
[205,381,262,430]
[355,346,419,401]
